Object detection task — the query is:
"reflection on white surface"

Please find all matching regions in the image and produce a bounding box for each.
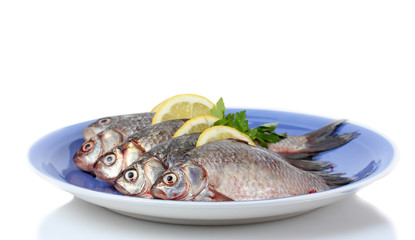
[38,194,395,240]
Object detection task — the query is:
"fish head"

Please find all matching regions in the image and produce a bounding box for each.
[150,161,208,200]
[92,147,125,184]
[74,129,123,172]
[83,117,116,140]
[114,158,166,198]
[73,137,102,172]
[93,142,145,184]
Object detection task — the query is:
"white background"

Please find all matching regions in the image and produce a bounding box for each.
[1,0,414,239]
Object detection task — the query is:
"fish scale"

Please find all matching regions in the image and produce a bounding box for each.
[83,112,155,140]
[130,119,188,151]
[113,113,155,137]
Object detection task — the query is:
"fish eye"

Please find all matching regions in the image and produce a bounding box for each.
[124,170,138,182]
[81,141,94,152]
[98,118,111,125]
[162,173,178,185]
[103,154,116,166]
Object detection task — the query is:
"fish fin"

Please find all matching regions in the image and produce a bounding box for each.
[194,187,234,201]
[284,158,333,172]
[313,172,357,188]
[279,153,314,160]
[209,189,234,201]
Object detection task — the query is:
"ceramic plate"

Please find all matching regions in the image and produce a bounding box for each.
[28,109,396,225]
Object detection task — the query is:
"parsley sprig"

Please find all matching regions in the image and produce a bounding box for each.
[210,98,286,148]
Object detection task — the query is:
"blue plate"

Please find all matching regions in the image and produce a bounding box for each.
[28,109,397,225]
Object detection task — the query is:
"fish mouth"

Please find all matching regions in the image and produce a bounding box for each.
[113,174,153,198]
[73,152,94,172]
[150,188,167,199]
[113,179,129,195]
[92,162,117,184]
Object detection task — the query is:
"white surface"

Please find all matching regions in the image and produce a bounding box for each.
[1,0,414,239]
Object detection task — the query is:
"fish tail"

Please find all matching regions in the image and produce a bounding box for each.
[296,160,378,189]
[270,119,359,159]
[314,172,357,188]
[304,119,359,153]
[307,119,348,140]
[283,155,356,188]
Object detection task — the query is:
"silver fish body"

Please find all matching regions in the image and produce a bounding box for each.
[83,112,155,140]
[113,133,200,198]
[93,119,189,183]
[151,140,353,201]
[73,112,154,172]
[114,120,357,198]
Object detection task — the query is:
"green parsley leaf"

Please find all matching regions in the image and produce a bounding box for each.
[234,110,249,133]
[210,97,226,119]
[258,122,279,131]
[210,97,286,148]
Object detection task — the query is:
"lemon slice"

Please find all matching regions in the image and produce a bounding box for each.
[151,97,171,112]
[152,94,215,124]
[196,126,256,147]
[173,115,220,138]
[150,101,163,113]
